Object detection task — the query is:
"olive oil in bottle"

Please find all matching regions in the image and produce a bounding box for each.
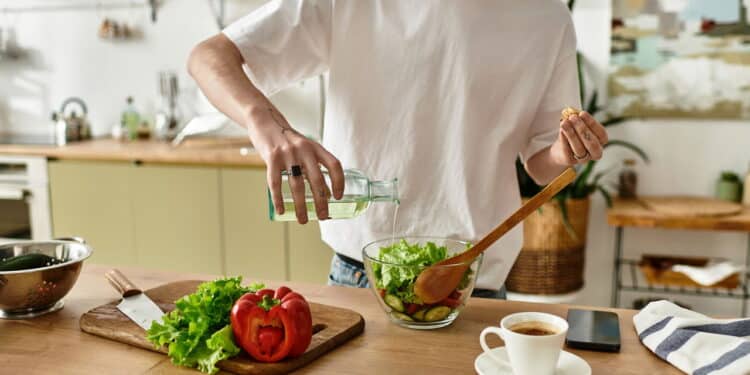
[269,169,398,221]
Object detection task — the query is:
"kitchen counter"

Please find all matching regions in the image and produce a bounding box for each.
[0,138,266,168]
[0,264,680,374]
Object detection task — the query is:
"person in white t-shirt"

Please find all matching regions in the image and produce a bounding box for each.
[188,0,608,298]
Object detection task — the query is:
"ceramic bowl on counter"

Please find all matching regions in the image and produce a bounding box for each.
[0,238,92,319]
[362,236,482,330]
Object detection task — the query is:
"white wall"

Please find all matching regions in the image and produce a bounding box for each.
[573,0,750,315]
[0,0,321,138]
[1,0,213,136]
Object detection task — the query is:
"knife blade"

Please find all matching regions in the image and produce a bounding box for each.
[105,269,164,330]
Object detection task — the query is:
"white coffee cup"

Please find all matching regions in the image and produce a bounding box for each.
[480,312,569,375]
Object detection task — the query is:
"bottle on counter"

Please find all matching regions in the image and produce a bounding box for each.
[618,159,638,199]
[742,162,750,206]
[111,123,124,141]
[137,121,152,140]
[121,97,141,141]
[268,169,399,221]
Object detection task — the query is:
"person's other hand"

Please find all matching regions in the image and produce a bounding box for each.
[249,105,344,224]
[549,111,608,166]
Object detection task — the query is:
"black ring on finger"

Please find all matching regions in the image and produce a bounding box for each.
[290,165,303,177]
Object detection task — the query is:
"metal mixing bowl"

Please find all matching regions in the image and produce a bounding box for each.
[0,238,92,319]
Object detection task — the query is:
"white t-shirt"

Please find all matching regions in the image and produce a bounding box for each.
[224,0,580,289]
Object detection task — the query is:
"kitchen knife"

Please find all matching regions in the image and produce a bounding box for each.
[105,269,164,330]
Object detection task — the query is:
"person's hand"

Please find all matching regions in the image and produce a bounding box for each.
[549,111,608,166]
[248,104,344,224]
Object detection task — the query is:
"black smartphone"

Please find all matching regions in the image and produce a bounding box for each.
[565,309,621,352]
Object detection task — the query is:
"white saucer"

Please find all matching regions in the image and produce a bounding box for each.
[475,347,591,375]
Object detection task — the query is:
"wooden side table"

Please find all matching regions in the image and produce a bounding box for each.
[607,197,750,316]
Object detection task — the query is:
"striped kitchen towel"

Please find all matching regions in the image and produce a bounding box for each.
[634,300,750,375]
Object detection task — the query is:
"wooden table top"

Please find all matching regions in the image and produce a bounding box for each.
[0,138,266,168]
[608,197,750,232]
[0,264,680,375]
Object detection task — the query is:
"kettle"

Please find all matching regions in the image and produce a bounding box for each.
[51,97,92,146]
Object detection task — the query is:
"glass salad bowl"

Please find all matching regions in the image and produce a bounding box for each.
[362,236,483,330]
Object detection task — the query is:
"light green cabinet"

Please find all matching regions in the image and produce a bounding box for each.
[49,161,136,267]
[131,165,223,274]
[220,168,286,281]
[288,222,333,284]
[48,160,332,283]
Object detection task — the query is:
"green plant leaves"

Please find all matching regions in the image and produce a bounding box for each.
[720,171,741,182]
[577,51,585,105]
[571,161,595,198]
[555,194,579,241]
[601,116,628,127]
[597,186,613,207]
[604,140,650,163]
[516,137,650,238]
[585,91,599,115]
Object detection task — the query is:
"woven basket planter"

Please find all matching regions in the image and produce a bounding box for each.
[506,197,590,295]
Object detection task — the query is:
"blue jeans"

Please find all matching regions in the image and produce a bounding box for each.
[327,254,507,299]
[327,254,370,288]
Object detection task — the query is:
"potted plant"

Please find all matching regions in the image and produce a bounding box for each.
[505,0,649,296]
[716,171,743,203]
[508,139,648,296]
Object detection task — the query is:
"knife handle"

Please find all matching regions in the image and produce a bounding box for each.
[105,269,142,298]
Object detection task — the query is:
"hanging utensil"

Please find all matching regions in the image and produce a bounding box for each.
[149,0,157,22]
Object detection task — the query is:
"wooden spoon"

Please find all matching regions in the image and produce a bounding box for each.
[413,167,577,304]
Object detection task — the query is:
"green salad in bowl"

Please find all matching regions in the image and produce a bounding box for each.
[362,237,482,329]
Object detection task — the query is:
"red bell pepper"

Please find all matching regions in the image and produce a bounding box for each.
[230,286,313,362]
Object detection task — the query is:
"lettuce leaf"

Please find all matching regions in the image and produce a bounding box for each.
[197,325,241,374]
[373,240,448,304]
[146,277,262,374]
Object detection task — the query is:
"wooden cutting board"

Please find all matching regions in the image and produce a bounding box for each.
[80,280,365,375]
[640,196,742,217]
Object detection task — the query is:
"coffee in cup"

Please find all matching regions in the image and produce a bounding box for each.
[509,321,560,336]
[480,312,569,375]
